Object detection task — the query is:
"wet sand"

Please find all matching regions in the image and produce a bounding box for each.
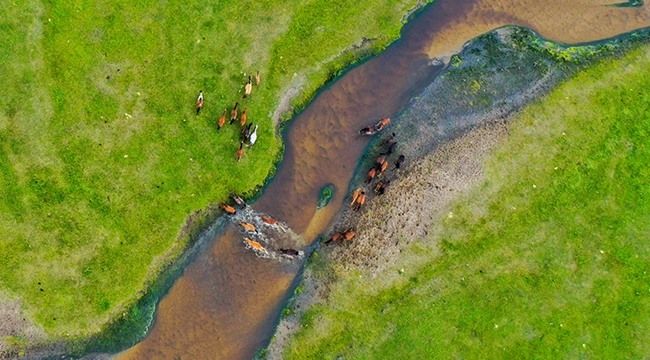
[117,1,650,359]
[423,0,650,59]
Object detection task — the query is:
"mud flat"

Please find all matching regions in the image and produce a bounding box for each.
[264,27,650,359]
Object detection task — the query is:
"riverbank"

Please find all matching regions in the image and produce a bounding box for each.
[265,120,509,359]
[0,0,432,357]
[266,29,650,359]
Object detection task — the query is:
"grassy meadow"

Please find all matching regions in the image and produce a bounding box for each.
[283,45,650,358]
[0,0,428,346]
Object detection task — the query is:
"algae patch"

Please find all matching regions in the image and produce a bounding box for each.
[317,185,334,209]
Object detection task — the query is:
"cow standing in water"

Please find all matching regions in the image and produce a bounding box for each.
[278,248,300,257]
[220,202,236,214]
[245,238,265,251]
[358,118,391,135]
[359,125,378,136]
[260,215,278,225]
[239,222,257,232]
[375,118,391,131]
[196,90,204,115]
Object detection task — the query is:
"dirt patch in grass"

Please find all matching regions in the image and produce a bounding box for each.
[0,295,54,359]
[272,75,307,128]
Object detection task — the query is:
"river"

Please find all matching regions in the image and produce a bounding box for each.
[117,0,650,358]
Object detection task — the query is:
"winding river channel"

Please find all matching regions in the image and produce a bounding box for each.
[116,0,650,359]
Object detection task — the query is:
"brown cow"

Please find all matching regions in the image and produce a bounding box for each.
[239,222,256,232]
[243,76,253,98]
[218,109,227,130]
[353,192,366,212]
[245,238,265,251]
[260,215,278,226]
[220,202,236,214]
[342,228,357,242]
[236,142,244,162]
[230,102,239,125]
[350,188,362,207]
[365,168,377,184]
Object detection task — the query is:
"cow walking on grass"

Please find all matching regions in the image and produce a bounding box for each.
[218,109,227,130]
[241,123,253,142]
[196,90,204,115]
[236,142,244,162]
[243,76,253,98]
[249,125,258,146]
[230,102,239,125]
[240,107,248,127]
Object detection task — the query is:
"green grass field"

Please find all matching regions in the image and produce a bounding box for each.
[0,0,427,345]
[284,45,650,359]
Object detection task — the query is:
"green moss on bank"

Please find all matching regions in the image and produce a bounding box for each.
[0,0,431,353]
[284,43,650,359]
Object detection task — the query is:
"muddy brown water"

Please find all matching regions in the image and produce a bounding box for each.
[117,1,650,359]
